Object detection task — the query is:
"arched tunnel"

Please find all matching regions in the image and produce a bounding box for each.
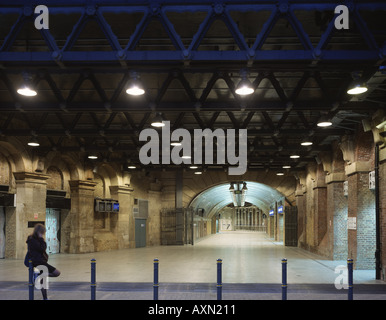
[188,181,289,243]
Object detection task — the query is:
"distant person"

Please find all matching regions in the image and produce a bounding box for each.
[25,223,61,300]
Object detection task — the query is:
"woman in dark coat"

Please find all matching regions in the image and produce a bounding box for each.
[26,223,61,300]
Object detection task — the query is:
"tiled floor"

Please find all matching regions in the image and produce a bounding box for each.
[0,231,384,300]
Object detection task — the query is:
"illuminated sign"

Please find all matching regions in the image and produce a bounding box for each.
[269,209,274,216]
[278,206,284,214]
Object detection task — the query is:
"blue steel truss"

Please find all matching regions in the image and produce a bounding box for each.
[0,0,385,65]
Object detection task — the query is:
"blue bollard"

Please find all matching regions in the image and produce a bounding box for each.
[91,259,96,300]
[153,258,159,300]
[217,259,222,300]
[28,260,34,301]
[281,258,287,300]
[347,259,353,300]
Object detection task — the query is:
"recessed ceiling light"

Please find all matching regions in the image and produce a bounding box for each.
[190,166,198,169]
[128,165,136,169]
[277,173,284,176]
[194,171,202,175]
[301,141,313,146]
[88,155,98,160]
[290,155,300,159]
[283,166,291,169]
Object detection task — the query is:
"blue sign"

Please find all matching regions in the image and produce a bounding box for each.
[269,209,274,216]
[113,203,120,212]
[278,206,284,214]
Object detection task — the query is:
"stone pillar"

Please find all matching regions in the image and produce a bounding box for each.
[13,172,50,259]
[148,190,162,246]
[109,185,134,249]
[313,177,327,247]
[295,188,304,245]
[346,163,376,269]
[69,180,96,253]
[380,147,386,280]
[326,173,348,260]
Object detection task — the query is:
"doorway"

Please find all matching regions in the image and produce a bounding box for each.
[45,208,60,254]
[135,219,146,248]
[0,207,5,258]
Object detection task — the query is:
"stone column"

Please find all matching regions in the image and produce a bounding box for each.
[13,172,50,259]
[313,180,327,247]
[69,180,96,253]
[346,162,376,269]
[326,173,348,260]
[109,185,134,249]
[380,147,386,280]
[148,190,162,246]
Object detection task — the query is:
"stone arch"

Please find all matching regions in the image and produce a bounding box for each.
[182,170,297,210]
[0,138,28,173]
[0,152,12,186]
[94,173,105,199]
[188,180,287,219]
[44,152,84,194]
[46,166,64,190]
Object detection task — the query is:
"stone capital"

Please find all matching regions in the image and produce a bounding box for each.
[380,147,386,164]
[13,172,50,185]
[109,185,134,195]
[339,135,355,165]
[69,180,97,191]
[345,161,372,176]
[312,180,327,189]
[326,172,346,184]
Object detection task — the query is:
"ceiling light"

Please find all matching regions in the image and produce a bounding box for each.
[301,141,313,146]
[317,116,333,127]
[88,155,98,160]
[126,72,145,96]
[283,166,291,169]
[347,79,368,95]
[277,173,284,176]
[235,69,254,96]
[235,79,254,96]
[18,73,37,97]
[27,137,40,147]
[194,171,202,175]
[128,165,136,169]
[190,166,198,169]
[151,113,165,128]
[18,86,37,97]
[290,155,300,159]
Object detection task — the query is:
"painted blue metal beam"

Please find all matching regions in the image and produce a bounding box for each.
[0,1,384,65]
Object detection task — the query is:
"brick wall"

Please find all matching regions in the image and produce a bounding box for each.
[380,160,386,280]
[347,172,376,269]
[329,182,348,260]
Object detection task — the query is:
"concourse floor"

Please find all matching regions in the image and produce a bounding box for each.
[0,231,385,300]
